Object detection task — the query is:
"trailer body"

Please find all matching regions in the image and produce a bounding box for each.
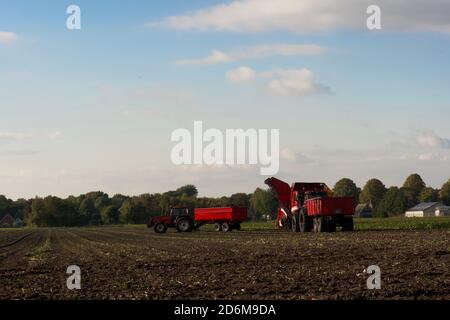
[194,207,247,223]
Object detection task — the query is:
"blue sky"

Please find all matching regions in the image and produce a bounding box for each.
[1,0,450,199]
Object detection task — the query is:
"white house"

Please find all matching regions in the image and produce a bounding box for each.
[405,202,449,217]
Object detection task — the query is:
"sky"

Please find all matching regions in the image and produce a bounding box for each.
[1,0,450,199]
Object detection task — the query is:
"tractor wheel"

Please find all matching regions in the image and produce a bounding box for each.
[154,223,167,234]
[214,222,222,232]
[342,218,354,232]
[222,222,231,232]
[176,218,193,232]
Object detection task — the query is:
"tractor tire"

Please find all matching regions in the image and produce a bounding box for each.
[342,218,354,232]
[214,222,222,232]
[176,218,193,232]
[154,223,167,234]
[222,222,231,232]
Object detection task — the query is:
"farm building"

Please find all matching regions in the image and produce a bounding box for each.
[405,202,450,217]
[435,206,450,217]
[0,214,16,228]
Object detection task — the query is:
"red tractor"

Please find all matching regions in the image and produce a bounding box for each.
[148,207,194,234]
[265,177,355,232]
[148,206,248,233]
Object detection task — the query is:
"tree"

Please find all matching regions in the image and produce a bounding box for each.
[250,188,277,219]
[375,187,408,217]
[100,206,119,225]
[402,174,426,205]
[79,198,100,225]
[439,179,450,205]
[229,193,250,207]
[332,178,360,203]
[119,198,147,224]
[176,185,198,198]
[419,187,440,202]
[359,179,387,209]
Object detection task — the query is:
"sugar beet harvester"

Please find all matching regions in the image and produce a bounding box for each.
[148,206,248,233]
[265,177,355,232]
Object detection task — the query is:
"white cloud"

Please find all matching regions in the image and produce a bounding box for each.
[149,0,450,34]
[226,66,257,84]
[227,66,331,96]
[49,131,62,140]
[280,148,316,164]
[0,31,18,44]
[265,69,331,96]
[0,132,33,141]
[176,44,325,66]
[416,131,450,149]
[418,153,433,161]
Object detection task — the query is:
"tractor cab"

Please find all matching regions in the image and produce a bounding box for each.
[169,207,189,221]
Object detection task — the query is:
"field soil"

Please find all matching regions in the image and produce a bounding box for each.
[0,227,449,299]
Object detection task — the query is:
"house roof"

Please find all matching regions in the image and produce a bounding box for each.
[407,202,441,211]
[0,214,15,225]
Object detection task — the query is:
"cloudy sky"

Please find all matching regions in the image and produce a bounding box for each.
[1,0,450,199]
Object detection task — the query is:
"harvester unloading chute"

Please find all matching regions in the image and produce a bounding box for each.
[264,177,292,228]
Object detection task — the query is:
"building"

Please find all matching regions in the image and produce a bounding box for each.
[435,205,450,217]
[0,214,16,228]
[405,202,447,217]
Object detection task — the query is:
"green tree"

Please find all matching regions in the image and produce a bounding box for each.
[176,185,198,198]
[359,178,387,209]
[402,174,426,205]
[119,198,147,224]
[250,188,277,219]
[332,178,360,203]
[375,187,408,217]
[79,198,100,225]
[419,187,440,202]
[100,205,119,224]
[229,193,250,207]
[439,179,450,205]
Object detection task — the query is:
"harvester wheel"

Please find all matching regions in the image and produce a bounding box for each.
[342,218,354,232]
[214,223,222,232]
[176,218,193,232]
[314,217,326,233]
[222,223,231,232]
[327,219,337,232]
[299,211,312,232]
[292,213,300,232]
[154,223,167,234]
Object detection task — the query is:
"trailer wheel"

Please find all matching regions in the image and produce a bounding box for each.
[154,223,167,234]
[234,223,241,231]
[222,222,231,232]
[214,223,222,232]
[342,218,354,232]
[176,218,193,232]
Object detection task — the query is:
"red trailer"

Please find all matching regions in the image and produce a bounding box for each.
[195,207,247,232]
[148,206,247,233]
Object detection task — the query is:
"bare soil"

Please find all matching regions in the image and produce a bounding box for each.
[0,227,449,299]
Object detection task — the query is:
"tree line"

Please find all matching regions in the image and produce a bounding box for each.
[1,174,450,226]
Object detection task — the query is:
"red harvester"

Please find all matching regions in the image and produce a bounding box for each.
[148,206,247,233]
[265,177,355,232]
